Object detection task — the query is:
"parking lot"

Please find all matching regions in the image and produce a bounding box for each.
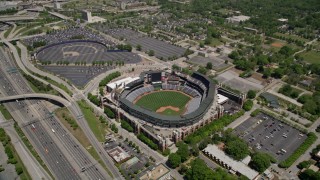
[41,66,114,87]
[104,28,186,60]
[215,70,264,93]
[189,56,230,71]
[233,112,307,162]
[104,136,150,178]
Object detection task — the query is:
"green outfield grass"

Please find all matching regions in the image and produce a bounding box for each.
[135,91,191,115]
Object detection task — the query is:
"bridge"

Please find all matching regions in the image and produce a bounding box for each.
[0,93,71,107]
[0,15,37,21]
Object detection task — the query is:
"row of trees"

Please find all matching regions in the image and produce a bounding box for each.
[99,71,121,87]
[87,93,100,106]
[104,107,115,119]
[0,128,25,176]
[184,110,245,144]
[23,74,55,93]
[121,120,134,132]
[137,133,158,150]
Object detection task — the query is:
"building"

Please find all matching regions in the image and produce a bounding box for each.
[278,18,288,23]
[226,15,250,24]
[82,10,92,22]
[138,163,171,180]
[107,146,131,163]
[54,2,61,9]
[203,144,259,180]
[107,77,140,92]
[260,92,279,109]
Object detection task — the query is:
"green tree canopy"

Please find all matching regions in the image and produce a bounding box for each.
[225,139,249,160]
[168,153,181,168]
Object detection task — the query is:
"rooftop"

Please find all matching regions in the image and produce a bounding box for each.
[139,163,171,180]
[107,77,140,90]
[107,146,131,163]
[203,144,259,180]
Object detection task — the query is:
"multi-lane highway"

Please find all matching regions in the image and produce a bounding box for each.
[0,47,109,179]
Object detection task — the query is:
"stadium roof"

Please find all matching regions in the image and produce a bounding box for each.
[107,77,140,90]
[204,144,259,180]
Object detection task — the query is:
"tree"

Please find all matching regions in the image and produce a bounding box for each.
[225,139,249,160]
[297,160,311,169]
[185,158,215,180]
[148,50,155,56]
[243,100,253,111]
[168,153,181,168]
[199,42,204,48]
[104,107,115,119]
[176,143,189,162]
[136,44,142,51]
[249,152,275,173]
[206,62,213,69]
[247,90,256,99]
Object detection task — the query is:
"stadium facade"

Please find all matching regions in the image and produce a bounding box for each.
[105,70,224,150]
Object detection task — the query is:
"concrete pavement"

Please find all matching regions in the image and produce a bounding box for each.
[3,125,53,180]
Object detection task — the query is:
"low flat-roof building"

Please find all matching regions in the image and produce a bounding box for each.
[138,163,171,180]
[107,146,131,163]
[226,15,250,24]
[203,144,259,180]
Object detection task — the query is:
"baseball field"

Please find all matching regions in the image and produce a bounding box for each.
[134,91,191,116]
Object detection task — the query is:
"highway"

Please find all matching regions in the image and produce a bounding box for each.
[8,41,124,179]
[0,93,71,106]
[0,47,109,179]
[0,121,53,180]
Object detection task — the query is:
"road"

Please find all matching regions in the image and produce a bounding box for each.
[0,93,70,106]
[0,46,109,179]
[2,123,53,180]
[7,38,123,179]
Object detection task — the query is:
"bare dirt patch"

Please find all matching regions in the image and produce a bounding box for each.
[156,106,180,113]
[271,42,284,48]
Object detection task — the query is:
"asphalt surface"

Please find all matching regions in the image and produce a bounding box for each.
[0,47,108,179]
[233,112,307,162]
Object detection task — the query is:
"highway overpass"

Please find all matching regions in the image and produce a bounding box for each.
[0,93,71,107]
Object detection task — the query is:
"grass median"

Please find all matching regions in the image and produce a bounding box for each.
[0,128,32,180]
[0,104,13,120]
[74,101,113,177]
[77,100,109,142]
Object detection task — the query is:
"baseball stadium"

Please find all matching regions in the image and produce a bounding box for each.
[106,70,223,149]
[118,71,217,127]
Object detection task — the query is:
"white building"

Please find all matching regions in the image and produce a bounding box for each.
[217,94,229,105]
[226,15,250,24]
[106,77,140,92]
[203,144,259,180]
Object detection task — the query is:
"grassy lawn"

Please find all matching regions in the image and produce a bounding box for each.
[0,104,13,120]
[77,100,108,142]
[135,91,191,115]
[300,50,320,64]
[4,27,13,38]
[54,107,113,177]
